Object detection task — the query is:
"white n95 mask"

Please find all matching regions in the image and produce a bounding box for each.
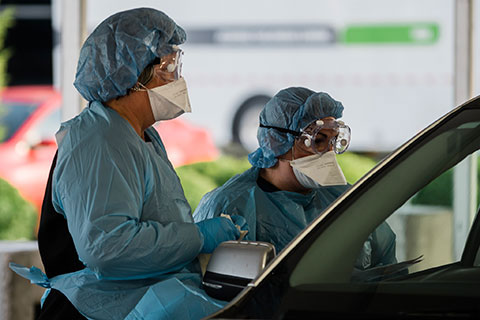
[146,77,191,121]
[290,151,347,188]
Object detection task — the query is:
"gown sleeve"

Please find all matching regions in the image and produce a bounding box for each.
[371,221,398,267]
[52,139,203,280]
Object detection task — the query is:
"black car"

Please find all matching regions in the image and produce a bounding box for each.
[204,95,480,319]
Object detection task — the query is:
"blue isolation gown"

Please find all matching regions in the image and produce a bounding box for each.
[11,101,224,320]
[193,166,397,269]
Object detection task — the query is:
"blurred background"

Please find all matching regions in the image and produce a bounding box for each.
[0,1,479,318]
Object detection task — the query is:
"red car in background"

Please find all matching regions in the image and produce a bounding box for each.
[0,85,219,213]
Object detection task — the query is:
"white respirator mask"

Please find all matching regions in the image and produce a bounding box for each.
[141,77,192,122]
[290,151,347,188]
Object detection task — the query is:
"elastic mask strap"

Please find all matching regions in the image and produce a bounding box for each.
[131,82,148,92]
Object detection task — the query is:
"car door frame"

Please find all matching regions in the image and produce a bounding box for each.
[209,95,480,319]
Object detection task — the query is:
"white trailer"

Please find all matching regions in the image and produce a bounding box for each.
[56,0,479,153]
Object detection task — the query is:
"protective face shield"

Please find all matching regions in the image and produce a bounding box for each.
[296,118,351,156]
[155,46,184,83]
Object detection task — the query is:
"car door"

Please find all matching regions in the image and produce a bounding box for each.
[209,95,480,319]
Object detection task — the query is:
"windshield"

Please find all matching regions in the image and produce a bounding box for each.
[0,101,38,142]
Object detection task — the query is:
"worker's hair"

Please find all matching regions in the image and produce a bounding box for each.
[130,57,161,92]
[137,65,155,87]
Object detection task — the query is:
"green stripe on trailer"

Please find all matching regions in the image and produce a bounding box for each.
[342,23,439,44]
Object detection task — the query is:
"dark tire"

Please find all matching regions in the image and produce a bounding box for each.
[231,95,271,153]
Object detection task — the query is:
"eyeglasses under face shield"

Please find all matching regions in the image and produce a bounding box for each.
[154,46,184,82]
[260,118,351,155]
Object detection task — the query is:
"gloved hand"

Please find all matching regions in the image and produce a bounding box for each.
[231,215,249,234]
[196,217,241,253]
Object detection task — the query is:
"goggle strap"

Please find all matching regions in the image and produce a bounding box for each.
[259,124,300,136]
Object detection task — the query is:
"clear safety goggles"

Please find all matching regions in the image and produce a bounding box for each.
[296,118,351,155]
[154,46,183,82]
[260,118,351,155]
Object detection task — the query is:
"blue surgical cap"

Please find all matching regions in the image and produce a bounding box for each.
[248,87,344,168]
[74,8,186,102]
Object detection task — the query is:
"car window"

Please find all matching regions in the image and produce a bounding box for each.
[24,108,61,146]
[385,167,463,276]
[0,101,38,142]
[290,109,480,286]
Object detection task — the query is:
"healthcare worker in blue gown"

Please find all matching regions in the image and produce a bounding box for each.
[194,87,397,272]
[9,8,248,320]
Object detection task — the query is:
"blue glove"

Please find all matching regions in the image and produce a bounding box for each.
[196,217,241,253]
[231,215,249,234]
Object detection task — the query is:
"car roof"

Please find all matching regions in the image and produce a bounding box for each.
[0,85,58,104]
